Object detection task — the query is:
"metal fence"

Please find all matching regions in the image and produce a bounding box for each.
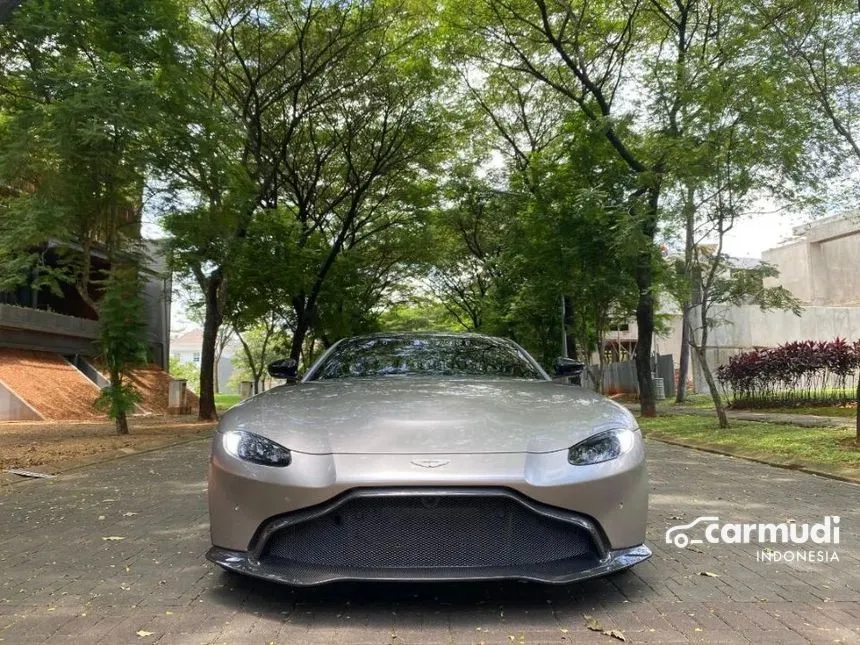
[589,354,675,398]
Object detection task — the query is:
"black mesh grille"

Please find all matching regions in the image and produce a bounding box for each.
[259,493,599,571]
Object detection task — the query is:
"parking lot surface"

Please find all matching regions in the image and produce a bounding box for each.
[0,438,857,644]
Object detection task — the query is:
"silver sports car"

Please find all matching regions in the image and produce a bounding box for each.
[207,332,650,585]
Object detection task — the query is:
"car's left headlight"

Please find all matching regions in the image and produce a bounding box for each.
[568,428,636,465]
[222,430,292,467]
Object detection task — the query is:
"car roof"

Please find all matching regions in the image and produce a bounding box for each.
[343,331,506,342]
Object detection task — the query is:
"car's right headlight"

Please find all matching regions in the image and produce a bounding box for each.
[222,430,292,467]
[568,428,636,465]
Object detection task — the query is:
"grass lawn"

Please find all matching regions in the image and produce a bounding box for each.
[671,393,716,409]
[637,414,860,481]
[671,393,857,418]
[736,405,856,418]
[215,393,242,411]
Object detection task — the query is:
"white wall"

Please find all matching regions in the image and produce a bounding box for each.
[171,349,236,393]
[691,304,860,393]
[763,241,811,303]
[763,213,860,307]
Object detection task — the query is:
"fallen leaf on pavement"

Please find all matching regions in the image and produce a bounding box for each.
[584,615,602,632]
[136,630,153,638]
[603,629,626,641]
[102,536,125,541]
[698,571,719,578]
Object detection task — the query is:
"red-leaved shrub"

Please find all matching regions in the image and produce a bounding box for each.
[716,338,860,408]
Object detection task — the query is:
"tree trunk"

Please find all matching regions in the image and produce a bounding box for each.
[634,283,656,417]
[676,304,691,403]
[695,344,729,429]
[856,373,859,442]
[595,336,606,394]
[676,182,696,403]
[109,367,129,435]
[290,306,311,362]
[198,273,222,421]
[115,411,129,435]
[634,188,659,417]
[563,295,577,360]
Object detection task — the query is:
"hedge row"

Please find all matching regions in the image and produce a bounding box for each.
[716,339,859,408]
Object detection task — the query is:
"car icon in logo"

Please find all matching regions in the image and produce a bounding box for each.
[665,516,720,548]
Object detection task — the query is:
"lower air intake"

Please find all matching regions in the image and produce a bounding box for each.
[259,492,600,571]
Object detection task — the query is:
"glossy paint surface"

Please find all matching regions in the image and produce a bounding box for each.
[208,333,649,570]
[219,377,637,454]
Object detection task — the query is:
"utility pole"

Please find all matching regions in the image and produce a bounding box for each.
[560,295,568,357]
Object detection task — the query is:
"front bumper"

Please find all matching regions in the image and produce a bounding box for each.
[209,437,649,552]
[206,487,652,586]
[207,543,651,586]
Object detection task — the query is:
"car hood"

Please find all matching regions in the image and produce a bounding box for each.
[218,377,637,455]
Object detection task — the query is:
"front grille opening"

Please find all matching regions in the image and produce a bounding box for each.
[259,494,600,571]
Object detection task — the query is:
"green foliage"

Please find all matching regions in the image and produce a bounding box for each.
[0,0,183,295]
[94,267,149,424]
[422,113,641,368]
[168,356,200,393]
[231,323,291,390]
[160,0,452,380]
[711,263,804,316]
[378,298,462,333]
[94,379,142,420]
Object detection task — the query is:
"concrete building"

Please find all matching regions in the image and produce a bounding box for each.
[598,213,860,394]
[0,239,176,421]
[689,214,860,388]
[0,239,171,367]
[762,213,860,307]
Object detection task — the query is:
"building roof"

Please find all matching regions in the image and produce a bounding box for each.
[170,327,240,357]
[171,328,204,351]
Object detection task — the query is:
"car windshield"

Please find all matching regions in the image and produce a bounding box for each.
[307,335,545,381]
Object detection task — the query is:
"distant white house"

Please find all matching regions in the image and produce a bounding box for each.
[171,328,238,393]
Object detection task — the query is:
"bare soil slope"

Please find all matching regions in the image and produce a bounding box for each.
[0,349,103,420]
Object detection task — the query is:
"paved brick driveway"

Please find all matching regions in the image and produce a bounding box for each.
[0,438,857,644]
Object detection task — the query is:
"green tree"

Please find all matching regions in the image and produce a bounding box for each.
[161,0,449,419]
[755,0,860,438]
[168,356,200,393]
[445,0,673,413]
[232,319,286,394]
[94,267,149,435]
[0,0,182,300]
[0,0,182,435]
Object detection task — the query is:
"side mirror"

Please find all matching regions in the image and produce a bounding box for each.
[553,357,585,385]
[267,358,299,381]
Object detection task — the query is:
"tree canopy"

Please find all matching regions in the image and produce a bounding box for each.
[2,0,858,421]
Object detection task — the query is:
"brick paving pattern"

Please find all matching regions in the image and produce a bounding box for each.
[0,439,857,644]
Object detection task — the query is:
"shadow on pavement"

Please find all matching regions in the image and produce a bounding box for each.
[205,567,639,625]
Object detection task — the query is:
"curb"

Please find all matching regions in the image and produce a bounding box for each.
[645,434,860,485]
